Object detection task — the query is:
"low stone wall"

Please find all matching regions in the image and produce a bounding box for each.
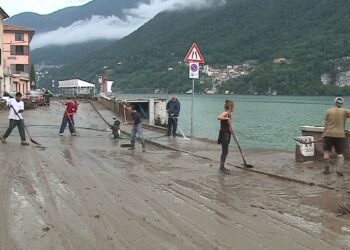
[99,96,167,126]
[296,126,350,162]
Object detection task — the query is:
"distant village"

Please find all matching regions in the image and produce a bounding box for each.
[195,63,256,94]
[321,56,350,87]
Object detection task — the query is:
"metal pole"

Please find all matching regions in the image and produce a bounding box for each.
[191,79,194,137]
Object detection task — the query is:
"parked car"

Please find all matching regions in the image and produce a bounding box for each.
[27,89,45,106]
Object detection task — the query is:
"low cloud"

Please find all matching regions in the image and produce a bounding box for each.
[31,0,226,49]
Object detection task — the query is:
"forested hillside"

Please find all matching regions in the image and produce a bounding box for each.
[49,0,350,95]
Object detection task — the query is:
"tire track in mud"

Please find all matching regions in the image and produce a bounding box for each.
[37,146,111,250]
[9,150,73,249]
[81,147,228,249]
[126,151,340,250]
[0,155,17,250]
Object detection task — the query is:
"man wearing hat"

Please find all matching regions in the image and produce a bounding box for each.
[322,97,350,176]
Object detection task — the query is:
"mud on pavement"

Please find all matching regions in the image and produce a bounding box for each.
[0,101,350,250]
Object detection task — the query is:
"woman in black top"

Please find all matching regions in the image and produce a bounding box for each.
[217,100,234,174]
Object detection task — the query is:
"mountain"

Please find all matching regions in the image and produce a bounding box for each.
[46,0,350,95]
[31,40,114,65]
[6,0,148,65]
[6,0,146,33]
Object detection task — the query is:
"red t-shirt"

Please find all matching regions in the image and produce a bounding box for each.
[64,101,78,117]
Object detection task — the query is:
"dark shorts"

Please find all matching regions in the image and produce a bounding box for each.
[323,137,346,154]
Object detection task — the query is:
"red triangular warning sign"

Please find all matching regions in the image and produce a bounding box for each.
[184,43,205,63]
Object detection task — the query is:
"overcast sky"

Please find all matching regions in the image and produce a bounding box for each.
[0,0,92,16]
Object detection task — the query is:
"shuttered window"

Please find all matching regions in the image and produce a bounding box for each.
[10,64,29,73]
[10,45,29,55]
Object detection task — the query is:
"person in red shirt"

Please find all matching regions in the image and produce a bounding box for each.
[59,99,78,136]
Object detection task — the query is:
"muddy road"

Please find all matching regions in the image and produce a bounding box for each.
[0,101,349,249]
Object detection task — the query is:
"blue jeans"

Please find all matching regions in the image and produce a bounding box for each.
[130,123,145,148]
[59,116,75,134]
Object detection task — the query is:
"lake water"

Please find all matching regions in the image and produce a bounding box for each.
[118,94,350,150]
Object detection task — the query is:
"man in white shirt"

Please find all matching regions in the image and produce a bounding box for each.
[0,92,29,145]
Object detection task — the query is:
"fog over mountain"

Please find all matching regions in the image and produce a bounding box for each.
[31,0,226,49]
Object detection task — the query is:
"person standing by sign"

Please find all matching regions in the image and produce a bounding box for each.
[217,100,234,175]
[0,92,29,145]
[166,96,181,136]
[322,97,350,176]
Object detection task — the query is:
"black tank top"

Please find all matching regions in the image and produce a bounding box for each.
[220,114,231,134]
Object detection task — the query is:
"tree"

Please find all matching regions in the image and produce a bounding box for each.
[30,64,36,86]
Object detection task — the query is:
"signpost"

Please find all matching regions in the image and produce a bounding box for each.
[184,43,205,137]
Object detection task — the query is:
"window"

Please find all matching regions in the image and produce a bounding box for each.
[15,64,24,72]
[10,45,29,55]
[15,33,24,41]
[16,46,24,55]
[10,64,29,74]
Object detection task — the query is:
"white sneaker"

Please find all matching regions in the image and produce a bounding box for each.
[59,133,63,136]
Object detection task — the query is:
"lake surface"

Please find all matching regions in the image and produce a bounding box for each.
[118,94,350,150]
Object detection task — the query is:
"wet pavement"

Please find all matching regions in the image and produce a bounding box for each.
[0,100,349,249]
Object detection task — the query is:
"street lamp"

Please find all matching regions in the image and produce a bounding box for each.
[51,80,55,94]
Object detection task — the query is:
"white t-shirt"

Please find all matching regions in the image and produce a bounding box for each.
[7,98,24,120]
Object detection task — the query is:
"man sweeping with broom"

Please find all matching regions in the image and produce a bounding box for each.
[0,92,29,145]
[59,99,78,136]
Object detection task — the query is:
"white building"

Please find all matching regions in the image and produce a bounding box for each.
[58,79,95,96]
[321,73,332,86]
[335,71,350,87]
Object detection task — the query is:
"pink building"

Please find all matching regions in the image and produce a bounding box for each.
[0,8,9,94]
[3,24,34,96]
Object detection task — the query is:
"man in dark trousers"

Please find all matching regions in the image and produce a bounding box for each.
[126,105,146,152]
[0,92,29,145]
[323,97,350,176]
[111,116,121,139]
[166,95,180,136]
[59,99,78,136]
[44,88,53,106]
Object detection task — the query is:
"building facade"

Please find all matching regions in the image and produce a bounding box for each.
[3,24,34,96]
[0,8,9,96]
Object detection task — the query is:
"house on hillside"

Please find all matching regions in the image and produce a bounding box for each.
[0,8,9,96]
[321,73,332,86]
[335,71,350,87]
[3,24,34,96]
